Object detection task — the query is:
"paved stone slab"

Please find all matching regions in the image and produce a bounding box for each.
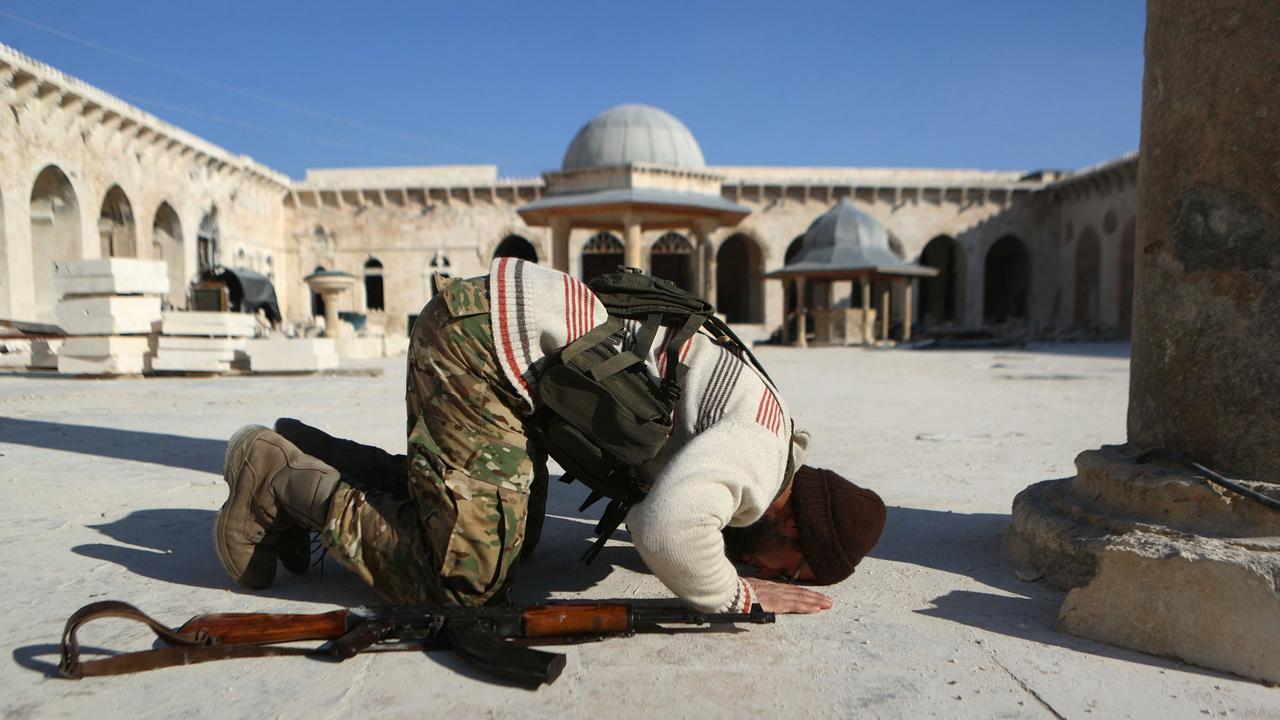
[247,337,339,372]
[2,345,1278,719]
[55,296,161,336]
[161,311,257,338]
[61,336,152,358]
[151,352,232,373]
[53,259,169,298]
[56,352,148,375]
[155,336,249,352]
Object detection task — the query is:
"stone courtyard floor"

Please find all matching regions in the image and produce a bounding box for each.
[0,343,1276,719]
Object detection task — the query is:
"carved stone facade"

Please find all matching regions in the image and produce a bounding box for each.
[0,43,1138,339]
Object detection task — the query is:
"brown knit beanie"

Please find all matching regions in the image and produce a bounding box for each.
[791,465,886,585]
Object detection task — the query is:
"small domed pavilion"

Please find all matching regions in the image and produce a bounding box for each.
[518,104,749,295]
[768,198,937,346]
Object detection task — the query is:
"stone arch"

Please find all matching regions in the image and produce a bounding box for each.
[493,234,539,263]
[1118,218,1136,333]
[197,209,220,276]
[1074,226,1102,326]
[782,235,819,323]
[581,231,624,284]
[716,233,764,323]
[98,185,137,258]
[151,202,185,308]
[983,235,1031,323]
[918,235,965,326]
[650,232,694,293]
[364,257,385,311]
[30,165,83,323]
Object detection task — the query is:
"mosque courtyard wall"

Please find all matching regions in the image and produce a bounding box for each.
[0,42,1138,343]
[0,45,290,325]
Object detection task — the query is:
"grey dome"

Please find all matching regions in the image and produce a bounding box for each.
[562,104,706,171]
[775,198,934,277]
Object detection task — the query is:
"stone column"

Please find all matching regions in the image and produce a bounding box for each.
[550,217,571,273]
[793,277,807,348]
[623,214,643,270]
[780,280,791,345]
[1004,0,1280,683]
[880,283,890,341]
[902,280,913,342]
[860,279,872,345]
[691,222,711,300]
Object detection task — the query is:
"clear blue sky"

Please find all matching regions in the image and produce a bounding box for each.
[1,1,1146,180]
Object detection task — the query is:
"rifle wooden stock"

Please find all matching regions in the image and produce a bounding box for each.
[521,603,630,638]
[176,610,349,645]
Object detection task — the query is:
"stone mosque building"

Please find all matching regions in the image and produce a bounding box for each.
[0,43,1138,342]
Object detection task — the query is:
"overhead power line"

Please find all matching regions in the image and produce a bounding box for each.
[0,9,502,164]
[119,93,429,165]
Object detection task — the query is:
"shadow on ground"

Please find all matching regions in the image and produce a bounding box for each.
[877,505,1231,680]
[0,417,225,474]
[68,477,640,604]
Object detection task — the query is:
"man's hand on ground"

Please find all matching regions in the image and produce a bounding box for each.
[745,578,833,614]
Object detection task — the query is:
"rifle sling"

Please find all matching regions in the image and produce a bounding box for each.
[60,600,316,678]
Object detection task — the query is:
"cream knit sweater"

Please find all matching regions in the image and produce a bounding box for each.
[489,258,793,613]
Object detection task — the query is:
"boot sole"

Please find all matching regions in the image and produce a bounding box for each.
[214,424,275,589]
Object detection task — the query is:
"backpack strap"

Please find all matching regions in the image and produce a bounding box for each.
[588,313,663,382]
[561,316,622,365]
[705,314,776,388]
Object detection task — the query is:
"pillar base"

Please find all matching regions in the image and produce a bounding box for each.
[1005,445,1280,683]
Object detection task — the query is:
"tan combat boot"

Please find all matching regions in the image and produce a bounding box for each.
[214,424,341,590]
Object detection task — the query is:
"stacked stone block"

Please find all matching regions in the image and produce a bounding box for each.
[246,337,339,373]
[151,311,257,373]
[53,259,165,375]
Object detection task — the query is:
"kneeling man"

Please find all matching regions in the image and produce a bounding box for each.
[215,259,885,614]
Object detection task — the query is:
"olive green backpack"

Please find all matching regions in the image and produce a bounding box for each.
[524,268,778,563]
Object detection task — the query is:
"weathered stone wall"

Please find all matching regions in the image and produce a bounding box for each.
[1040,161,1140,332]
[0,46,290,324]
[284,191,548,334]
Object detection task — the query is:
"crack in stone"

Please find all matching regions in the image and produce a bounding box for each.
[985,648,1067,720]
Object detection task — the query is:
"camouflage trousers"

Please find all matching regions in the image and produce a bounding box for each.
[320,277,541,606]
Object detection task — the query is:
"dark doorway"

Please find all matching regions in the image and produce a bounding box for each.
[311,265,326,317]
[1074,227,1102,326]
[716,234,763,323]
[364,257,384,311]
[152,202,185,308]
[983,235,1030,323]
[29,164,82,322]
[1119,219,1135,333]
[197,211,220,276]
[650,232,694,293]
[919,235,962,326]
[99,185,137,258]
[581,232,624,285]
[493,234,538,263]
[782,235,818,330]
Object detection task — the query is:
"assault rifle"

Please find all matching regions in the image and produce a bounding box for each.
[59,600,775,687]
